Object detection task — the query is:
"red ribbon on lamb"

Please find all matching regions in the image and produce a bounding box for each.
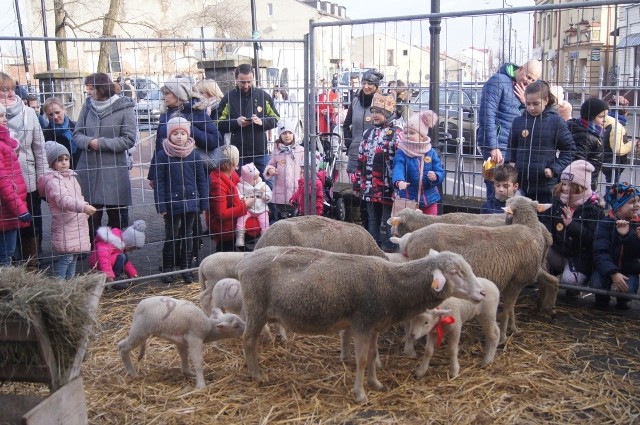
[435,315,456,348]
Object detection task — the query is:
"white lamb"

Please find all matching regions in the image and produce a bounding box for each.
[118,296,246,389]
[408,277,500,378]
[388,208,506,237]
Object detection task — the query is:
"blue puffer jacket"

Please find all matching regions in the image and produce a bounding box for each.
[508,108,576,198]
[154,149,210,215]
[392,149,445,207]
[593,216,640,277]
[477,63,523,154]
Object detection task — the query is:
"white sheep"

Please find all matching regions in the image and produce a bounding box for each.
[198,251,246,291]
[388,208,506,237]
[408,277,500,378]
[118,296,246,389]
[237,246,486,403]
[391,196,558,343]
[210,278,287,342]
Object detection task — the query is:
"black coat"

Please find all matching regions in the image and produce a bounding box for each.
[593,216,640,277]
[567,119,603,190]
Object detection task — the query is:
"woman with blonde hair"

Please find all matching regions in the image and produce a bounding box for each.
[194,79,224,120]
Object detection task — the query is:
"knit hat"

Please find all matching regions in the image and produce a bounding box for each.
[210,144,239,169]
[45,140,70,167]
[277,118,298,137]
[370,92,396,117]
[166,116,191,137]
[560,160,594,191]
[580,97,608,122]
[606,182,640,213]
[241,162,260,184]
[122,219,146,248]
[398,110,438,158]
[163,77,193,103]
[362,69,384,87]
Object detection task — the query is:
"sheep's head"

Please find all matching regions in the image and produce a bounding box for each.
[503,196,551,226]
[387,208,423,236]
[409,308,453,340]
[427,251,485,303]
[210,308,246,338]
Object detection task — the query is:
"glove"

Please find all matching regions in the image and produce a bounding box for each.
[18,212,32,222]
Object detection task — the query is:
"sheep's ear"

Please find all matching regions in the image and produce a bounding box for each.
[387,216,400,226]
[537,203,552,212]
[389,236,401,244]
[431,268,446,292]
[428,248,439,256]
[502,206,513,214]
[211,308,223,319]
[432,308,452,317]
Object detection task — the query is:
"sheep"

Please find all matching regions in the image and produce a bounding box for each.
[388,207,506,237]
[236,246,486,403]
[391,196,558,343]
[198,251,246,291]
[253,215,387,258]
[210,278,287,342]
[118,296,246,389]
[408,277,500,378]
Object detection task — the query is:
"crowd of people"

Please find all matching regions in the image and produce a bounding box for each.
[0,60,638,309]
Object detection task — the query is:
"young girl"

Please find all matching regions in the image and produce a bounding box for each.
[355,92,401,250]
[508,80,576,203]
[567,97,608,190]
[207,145,256,252]
[392,110,445,216]
[546,160,605,296]
[89,223,143,288]
[289,163,326,216]
[592,183,640,310]
[38,141,96,279]
[264,118,304,220]
[236,163,272,247]
[154,117,209,284]
[0,104,31,266]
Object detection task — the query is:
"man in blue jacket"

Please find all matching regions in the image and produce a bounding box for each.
[478,59,541,200]
[216,64,280,174]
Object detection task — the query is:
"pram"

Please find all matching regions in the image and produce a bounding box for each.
[316,132,350,221]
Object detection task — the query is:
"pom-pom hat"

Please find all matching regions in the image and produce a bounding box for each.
[606,183,640,213]
[166,116,191,137]
[122,219,147,248]
[397,110,438,158]
[241,162,260,184]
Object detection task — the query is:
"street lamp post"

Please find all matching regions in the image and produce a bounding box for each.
[250,0,260,85]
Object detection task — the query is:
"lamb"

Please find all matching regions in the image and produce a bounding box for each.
[253,215,387,258]
[388,207,506,237]
[198,251,246,291]
[391,196,558,343]
[237,246,486,403]
[408,277,500,378]
[210,277,287,341]
[118,296,246,389]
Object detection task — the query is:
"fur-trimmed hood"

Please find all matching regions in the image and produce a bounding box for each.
[95,226,126,251]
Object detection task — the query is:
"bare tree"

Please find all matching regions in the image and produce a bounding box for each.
[53,0,68,68]
[96,0,121,72]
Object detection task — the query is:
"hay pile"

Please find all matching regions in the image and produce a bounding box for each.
[7,283,639,424]
[0,267,103,382]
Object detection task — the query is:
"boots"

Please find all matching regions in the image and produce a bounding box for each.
[236,229,245,247]
[21,236,39,270]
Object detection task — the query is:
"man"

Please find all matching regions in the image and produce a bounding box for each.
[217,64,280,173]
[25,95,48,128]
[477,59,542,200]
[343,74,361,109]
[122,78,137,101]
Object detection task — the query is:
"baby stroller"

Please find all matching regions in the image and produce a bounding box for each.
[317,132,349,221]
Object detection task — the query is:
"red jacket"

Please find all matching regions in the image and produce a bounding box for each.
[290,170,325,216]
[89,227,138,279]
[317,90,339,133]
[207,170,255,243]
[0,126,29,232]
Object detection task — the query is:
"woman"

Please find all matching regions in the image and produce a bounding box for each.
[42,97,80,169]
[0,72,47,267]
[194,79,225,121]
[148,76,222,266]
[73,72,137,245]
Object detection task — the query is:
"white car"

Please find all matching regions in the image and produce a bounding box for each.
[134,89,163,130]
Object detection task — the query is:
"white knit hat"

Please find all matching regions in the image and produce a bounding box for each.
[122,220,147,248]
[163,77,193,103]
[166,116,191,137]
[277,118,298,137]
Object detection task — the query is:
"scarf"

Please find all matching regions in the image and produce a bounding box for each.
[609,111,628,127]
[5,97,26,146]
[579,118,603,138]
[358,91,375,109]
[91,95,120,116]
[397,131,431,158]
[559,186,593,207]
[52,116,76,153]
[162,135,195,158]
[277,143,296,159]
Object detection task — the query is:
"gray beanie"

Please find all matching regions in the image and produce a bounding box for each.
[163,77,193,103]
[45,141,70,167]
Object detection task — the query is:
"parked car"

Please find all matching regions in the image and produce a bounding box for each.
[134,89,163,129]
[130,77,160,101]
[411,83,483,154]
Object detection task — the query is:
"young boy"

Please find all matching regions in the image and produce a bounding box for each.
[481,163,520,214]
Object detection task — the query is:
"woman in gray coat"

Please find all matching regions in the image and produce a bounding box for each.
[73,73,136,245]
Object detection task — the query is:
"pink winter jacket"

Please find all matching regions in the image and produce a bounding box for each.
[0,126,29,232]
[264,142,304,205]
[89,227,137,279]
[38,169,90,254]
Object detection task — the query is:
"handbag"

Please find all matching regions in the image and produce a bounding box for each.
[392,157,424,216]
[195,146,219,172]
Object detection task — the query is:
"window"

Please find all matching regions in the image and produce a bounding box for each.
[403,49,408,56]
[387,49,394,66]
[553,11,557,37]
[267,3,273,16]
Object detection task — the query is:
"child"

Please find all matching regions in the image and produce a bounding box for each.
[264,118,304,220]
[392,110,445,216]
[154,117,209,284]
[355,92,401,250]
[602,96,632,194]
[546,160,605,296]
[38,141,96,279]
[592,183,640,310]
[0,104,31,265]
[289,163,326,216]
[236,163,272,247]
[567,97,608,190]
[89,221,145,288]
[481,163,520,214]
[508,80,576,203]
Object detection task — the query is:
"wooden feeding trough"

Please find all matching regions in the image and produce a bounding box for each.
[0,271,105,425]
